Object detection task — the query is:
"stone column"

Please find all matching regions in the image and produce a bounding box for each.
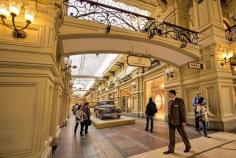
[174,0,191,28]
[164,65,184,121]
[191,0,236,131]
[60,70,71,127]
[50,76,63,148]
[0,0,64,157]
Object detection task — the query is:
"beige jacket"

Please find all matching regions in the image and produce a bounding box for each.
[75,108,86,123]
[196,104,214,122]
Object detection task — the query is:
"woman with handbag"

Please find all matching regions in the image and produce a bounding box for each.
[74,104,86,136]
[196,97,214,138]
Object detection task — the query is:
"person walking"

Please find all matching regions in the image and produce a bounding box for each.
[81,102,91,135]
[196,97,213,138]
[74,104,83,135]
[192,91,207,131]
[163,90,191,154]
[145,97,157,132]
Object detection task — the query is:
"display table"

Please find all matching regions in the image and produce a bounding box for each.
[91,115,135,129]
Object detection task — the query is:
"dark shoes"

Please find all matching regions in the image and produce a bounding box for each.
[184,147,191,153]
[204,135,211,138]
[164,146,190,154]
[163,151,174,154]
[85,131,88,134]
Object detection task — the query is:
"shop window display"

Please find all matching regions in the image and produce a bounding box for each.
[145,77,165,120]
[155,94,164,110]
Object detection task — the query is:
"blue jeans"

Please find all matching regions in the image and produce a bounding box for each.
[200,120,208,136]
[146,116,154,131]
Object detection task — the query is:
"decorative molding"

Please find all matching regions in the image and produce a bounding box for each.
[0,82,38,157]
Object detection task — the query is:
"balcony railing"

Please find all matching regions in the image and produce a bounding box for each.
[226,25,236,41]
[63,0,199,48]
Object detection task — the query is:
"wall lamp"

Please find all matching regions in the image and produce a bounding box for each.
[0,0,35,38]
[62,57,77,71]
[165,67,175,78]
[220,50,234,66]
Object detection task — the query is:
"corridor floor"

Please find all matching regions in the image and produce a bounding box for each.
[53,116,203,158]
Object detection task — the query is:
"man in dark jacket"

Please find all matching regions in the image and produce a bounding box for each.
[163,90,191,154]
[81,102,91,135]
[145,97,157,132]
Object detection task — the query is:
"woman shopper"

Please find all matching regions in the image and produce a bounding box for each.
[196,97,213,138]
[74,104,84,135]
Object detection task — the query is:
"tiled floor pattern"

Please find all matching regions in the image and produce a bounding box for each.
[53,116,204,158]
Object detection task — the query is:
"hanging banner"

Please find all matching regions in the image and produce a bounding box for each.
[127,55,151,67]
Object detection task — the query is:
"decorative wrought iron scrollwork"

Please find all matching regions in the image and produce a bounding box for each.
[63,0,152,33]
[146,21,198,48]
[63,0,199,48]
[225,25,236,41]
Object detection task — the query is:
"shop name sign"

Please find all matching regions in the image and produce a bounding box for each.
[188,62,203,69]
[127,55,151,67]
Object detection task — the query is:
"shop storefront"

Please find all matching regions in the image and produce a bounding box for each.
[119,87,132,113]
[144,76,166,120]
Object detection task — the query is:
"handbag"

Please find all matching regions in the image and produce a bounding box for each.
[86,120,92,126]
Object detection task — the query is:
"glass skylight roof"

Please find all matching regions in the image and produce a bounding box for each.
[94,0,150,16]
[70,54,118,96]
[70,54,118,77]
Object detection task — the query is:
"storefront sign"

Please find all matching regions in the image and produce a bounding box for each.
[127,55,151,67]
[188,62,203,69]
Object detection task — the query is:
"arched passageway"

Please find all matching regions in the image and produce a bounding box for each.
[60,17,200,67]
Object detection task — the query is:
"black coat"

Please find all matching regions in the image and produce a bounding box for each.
[145,102,157,116]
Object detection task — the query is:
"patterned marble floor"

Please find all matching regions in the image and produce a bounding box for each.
[53,116,205,158]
